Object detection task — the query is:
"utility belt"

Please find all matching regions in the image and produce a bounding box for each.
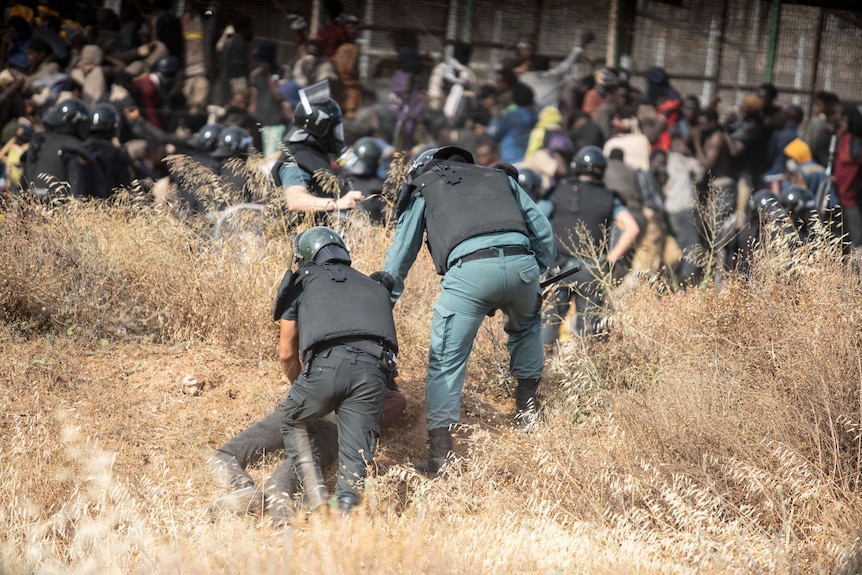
[450,245,531,271]
[302,336,398,383]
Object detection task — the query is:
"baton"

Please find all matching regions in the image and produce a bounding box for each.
[540,265,581,289]
[487,265,583,317]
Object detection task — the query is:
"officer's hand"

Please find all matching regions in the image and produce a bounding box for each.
[124,139,149,161]
[337,190,366,210]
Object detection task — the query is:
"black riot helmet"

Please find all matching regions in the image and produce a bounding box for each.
[294,98,344,153]
[188,122,226,152]
[408,145,474,179]
[89,103,120,135]
[213,126,252,159]
[294,226,351,266]
[517,167,544,201]
[43,98,90,132]
[355,137,383,163]
[337,137,382,176]
[155,55,181,79]
[751,188,788,222]
[779,186,810,216]
[408,146,438,180]
[573,145,607,179]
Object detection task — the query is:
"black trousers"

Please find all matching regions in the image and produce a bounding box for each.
[281,344,387,502]
[216,400,339,501]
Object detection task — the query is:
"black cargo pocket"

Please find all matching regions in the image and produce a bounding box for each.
[282,386,308,423]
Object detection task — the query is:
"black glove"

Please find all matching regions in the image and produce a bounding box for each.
[370,271,395,293]
[493,162,519,180]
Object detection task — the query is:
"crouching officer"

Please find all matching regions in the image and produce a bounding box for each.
[275,226,398,516]
[271,80,365,218]
[383,146,556,475]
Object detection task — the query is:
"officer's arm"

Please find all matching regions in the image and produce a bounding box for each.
[284,183,365,211]
[382,194,425,305]
[278,319,302,382]
[280,161,365,211]
[511,177,556,272]
[608,207,640,265]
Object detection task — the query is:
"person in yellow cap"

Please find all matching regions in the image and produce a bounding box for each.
[783,137,827,199]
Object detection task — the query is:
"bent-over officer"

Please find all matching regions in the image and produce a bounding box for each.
[276,226,398,516]
[383,147,556,476]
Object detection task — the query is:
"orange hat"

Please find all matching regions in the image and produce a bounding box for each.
[742,95,763,113]
[8,4,34,24]
[783,138,812,164]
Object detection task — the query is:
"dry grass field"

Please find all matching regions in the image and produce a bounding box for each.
[1,181,862,574]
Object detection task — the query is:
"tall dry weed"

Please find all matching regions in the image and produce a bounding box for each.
[3,186,862,573]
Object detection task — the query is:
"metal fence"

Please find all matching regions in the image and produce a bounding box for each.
[243,0,862,112]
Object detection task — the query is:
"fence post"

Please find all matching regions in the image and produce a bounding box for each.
[764,0,782,84]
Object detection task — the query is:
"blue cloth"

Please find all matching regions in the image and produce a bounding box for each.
[765,124,800,178]
[487,105,538,164]
[279,80,302,109]
[383,176,555,430]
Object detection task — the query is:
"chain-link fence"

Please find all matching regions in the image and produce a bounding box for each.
[240,0,862,112]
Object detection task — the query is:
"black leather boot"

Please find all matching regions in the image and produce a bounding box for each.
[515,378,542,431]
[337,494,359,517]
[413,427,453,477]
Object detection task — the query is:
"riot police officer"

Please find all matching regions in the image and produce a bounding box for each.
[275,226,398,516]
[86,103,134,198]
[517,166,552,218]
[543,145,640,345]
[212,125,259,204]
[272,80,365,217]
[384,146,556,472]
[25,98,95,198]
[338,136,390,223]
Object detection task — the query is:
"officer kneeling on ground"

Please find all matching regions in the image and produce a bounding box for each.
[276,226,399,516]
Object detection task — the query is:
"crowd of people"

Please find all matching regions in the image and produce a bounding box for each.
[4,0,862,526]
[1,3,858,277]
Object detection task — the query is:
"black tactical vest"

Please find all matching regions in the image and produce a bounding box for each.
[87,137,131,198]
[26,132,69,189]
[271,140,334,198]
[414,162,528,274]
[296,262,398,354]
[551,178,616,260]
[218,157,260,203]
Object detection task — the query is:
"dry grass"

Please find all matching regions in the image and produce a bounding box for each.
[2,189,862,573]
